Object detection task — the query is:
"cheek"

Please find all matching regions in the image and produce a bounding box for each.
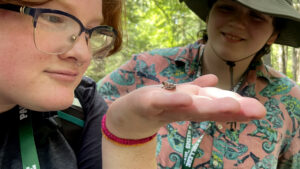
[0,14,36,49]
[211,17,227,29]
[0,56,37,86]
[84,59,91,71]
[0,41,44,84]
[207,13,229,37]
[249,25,274,44]
[0,22,40,61]
[246,18,275,40]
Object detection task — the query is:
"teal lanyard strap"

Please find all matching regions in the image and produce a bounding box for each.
[182,123,211,169]
[18,107,41,169]
[57,110,84,127]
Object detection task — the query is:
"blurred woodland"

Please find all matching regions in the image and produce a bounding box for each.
[86,0,300,85]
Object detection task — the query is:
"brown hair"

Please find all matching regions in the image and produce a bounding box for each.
[102,0,123,57]
[0,0,123,58]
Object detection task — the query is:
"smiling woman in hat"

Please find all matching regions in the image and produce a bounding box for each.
[98,0,300,168]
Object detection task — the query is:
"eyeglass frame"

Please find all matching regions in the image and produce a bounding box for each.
[0,3,118,56]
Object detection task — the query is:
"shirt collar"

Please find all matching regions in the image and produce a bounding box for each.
[174,41,203,75]
[248,57,273,84]
[173,40,273,84]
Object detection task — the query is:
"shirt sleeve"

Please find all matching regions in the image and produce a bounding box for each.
[96,47,188,106]
[97,54,141,106]
[75,76,108,169]
[97,42,202,106]
[277,84,300,169]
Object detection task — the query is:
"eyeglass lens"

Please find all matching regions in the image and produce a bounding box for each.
[34,12,114,56]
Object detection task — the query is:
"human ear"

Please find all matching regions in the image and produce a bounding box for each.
[266,32,279,45]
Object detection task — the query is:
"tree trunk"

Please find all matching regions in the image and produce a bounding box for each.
[281,45,287,75]
[292,48,299,82]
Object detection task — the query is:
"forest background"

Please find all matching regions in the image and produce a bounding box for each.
[86,0,300,85]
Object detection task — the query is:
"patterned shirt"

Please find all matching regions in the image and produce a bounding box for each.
[97,41,300,169]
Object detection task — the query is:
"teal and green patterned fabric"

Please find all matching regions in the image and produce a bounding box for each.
[97,41,300,169]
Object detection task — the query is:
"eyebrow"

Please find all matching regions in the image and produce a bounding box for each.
[56,0,104,25]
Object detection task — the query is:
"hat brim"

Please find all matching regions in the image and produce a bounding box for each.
[181,0,300,47]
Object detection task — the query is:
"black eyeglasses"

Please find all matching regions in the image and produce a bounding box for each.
[0,4,118,57]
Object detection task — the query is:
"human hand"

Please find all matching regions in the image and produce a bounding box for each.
[106,74,266,139]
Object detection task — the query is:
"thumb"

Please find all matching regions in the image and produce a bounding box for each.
[190,74,218,87]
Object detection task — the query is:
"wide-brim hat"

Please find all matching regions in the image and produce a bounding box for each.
[180,0,300,47]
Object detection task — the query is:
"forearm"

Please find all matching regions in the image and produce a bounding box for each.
[101,75,266,168]
[102,137,157,169]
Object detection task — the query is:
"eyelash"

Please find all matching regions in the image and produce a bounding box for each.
[217,5,234,13]
[216,4,266,22]
[249,12,266,21]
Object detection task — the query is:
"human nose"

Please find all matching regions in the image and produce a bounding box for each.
[58,33,92,66]
[228,10,248,30]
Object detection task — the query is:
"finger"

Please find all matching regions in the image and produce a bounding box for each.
[189,74,218,87]
[155,96,265,123]
[150,96,243,122]
[158,74,218,96]
[191,96,242,121]
[197,87,241,99]
[167,75,217,94]
[238,97,266,119]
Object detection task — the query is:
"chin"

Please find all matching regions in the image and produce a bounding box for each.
[22,93,75,112]
[24,101,73,112]
[216,48,243,61]
[44,101,73,111]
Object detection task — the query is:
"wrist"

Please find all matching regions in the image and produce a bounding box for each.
[106,98,160,139]
[102,114,157,145]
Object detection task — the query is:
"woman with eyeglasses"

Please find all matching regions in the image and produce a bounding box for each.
[0,0,161,168]
[99,0,300,168]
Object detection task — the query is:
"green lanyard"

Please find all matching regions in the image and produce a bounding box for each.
[182,46,247,168]
[18,106,41,169]
[182,123,211,169]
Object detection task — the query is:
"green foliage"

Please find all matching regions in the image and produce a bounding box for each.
[86,0,204,81]
[85,0,300,84]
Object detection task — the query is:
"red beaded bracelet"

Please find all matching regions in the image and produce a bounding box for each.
[101,114,157,146]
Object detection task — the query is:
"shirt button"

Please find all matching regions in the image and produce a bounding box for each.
[217,124,223,130]
[213,160,219,167]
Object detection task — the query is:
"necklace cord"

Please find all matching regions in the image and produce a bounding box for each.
[226,61,236,90]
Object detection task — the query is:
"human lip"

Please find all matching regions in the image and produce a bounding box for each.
[44,69,79,82]
[221,32,245,42]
